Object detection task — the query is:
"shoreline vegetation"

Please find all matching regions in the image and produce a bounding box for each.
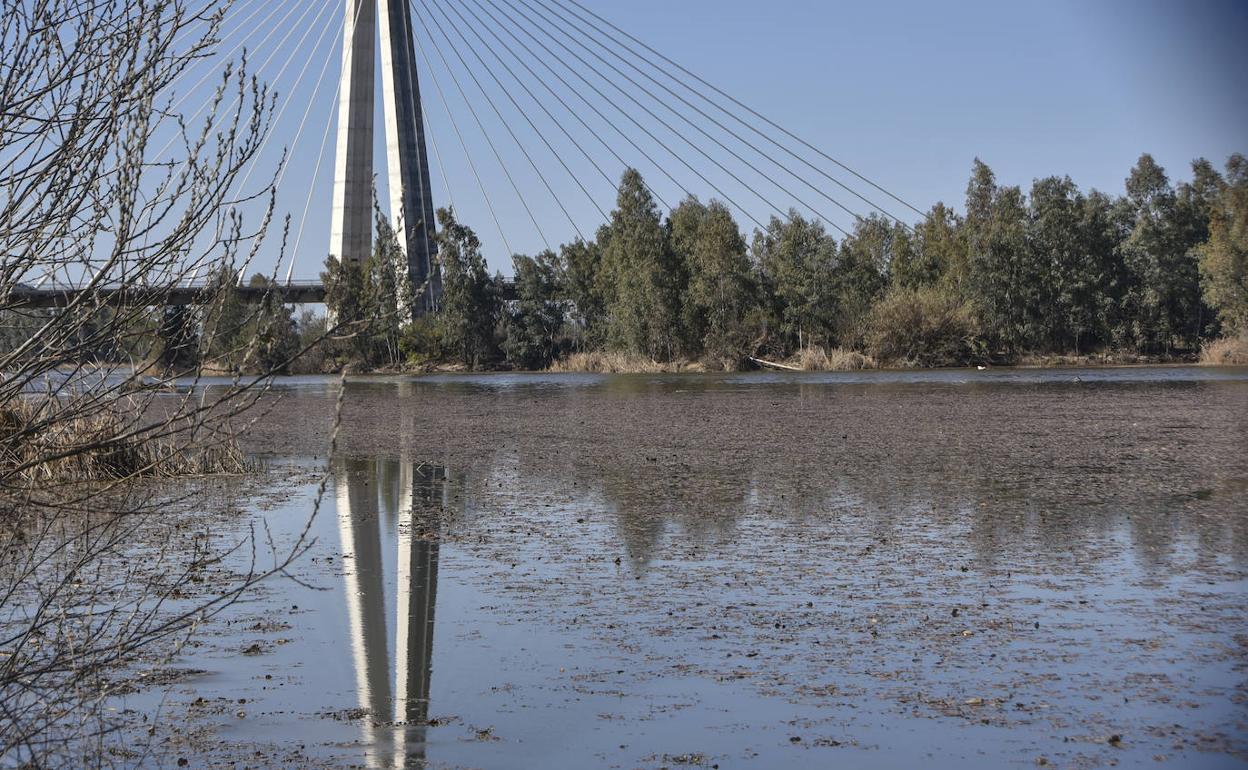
[6,156,1245,380]
[12,154,1244,380]
[372,345,1235,375]
[317,153,1247,375]
[545,345,1238,374]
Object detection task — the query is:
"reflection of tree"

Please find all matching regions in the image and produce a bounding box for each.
[537,383,1240,574]
[332,377,1246,585]
[334,457,446,768]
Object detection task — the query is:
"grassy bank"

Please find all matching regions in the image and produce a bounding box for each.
[173,344,1227,377]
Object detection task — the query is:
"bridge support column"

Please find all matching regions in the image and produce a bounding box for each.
[379,0,441,315]
[330,0,376,270]
[330,0,441,317]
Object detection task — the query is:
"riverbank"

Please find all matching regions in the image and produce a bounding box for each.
[545,347,1208,374]
[184,345,1219,377]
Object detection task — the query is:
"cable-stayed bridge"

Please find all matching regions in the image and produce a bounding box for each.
[16,0,921,313]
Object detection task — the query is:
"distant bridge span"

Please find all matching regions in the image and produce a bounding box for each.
[8,282,328,310]
[7,279,518,310]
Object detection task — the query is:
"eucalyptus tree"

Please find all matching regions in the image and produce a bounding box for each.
[672,199,755,363]
[599,170,682,359]
[1199,154,1248,335]
[239,273,300,372]
[666,196,708,355]
[752,211,838,352]
[896,202,965,292]
[559,237,606,349]
[1026,176,1093,351]
[832,215,902,344]
[1119,154,1206,351]
[503,251,565,370]
[963,161,1031,352]
[436,208,499,368]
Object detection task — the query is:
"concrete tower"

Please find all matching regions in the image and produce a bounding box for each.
[330,0,440,315]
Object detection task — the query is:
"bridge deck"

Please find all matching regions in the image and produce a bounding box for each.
[6,279,517,309]
[6,283,328,309]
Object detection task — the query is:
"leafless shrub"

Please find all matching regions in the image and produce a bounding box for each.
[0,0,343,764]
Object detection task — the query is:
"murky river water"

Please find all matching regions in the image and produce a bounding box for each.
[120,368,1247,768]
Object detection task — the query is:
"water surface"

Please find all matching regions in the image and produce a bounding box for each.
[128,368,1248,768]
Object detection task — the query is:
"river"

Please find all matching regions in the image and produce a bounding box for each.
[116,367,1247,768]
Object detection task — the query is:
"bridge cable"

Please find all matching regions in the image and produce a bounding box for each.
[407,3,516,257]
[151,0,324,191]
[166,0,265,84]
[155,0,298,157]
[478,0,703,209]
[4,0,265,280]
[461,0,674,212]
[507,0,844,236]
[489,0,787,233]
[168,0,223,47]
[531,0,875,231]
[482,0,775,229]
[169,0,262,59]
[409,0,553,252]
[443,0,633,209]
[431,0,609,223]
[424,0,609,224]
[422,91,457,216]
[189,0,337,275]
[234,0,341,204]
[181,0,337,286]
[417,0,584,245]
[552,0,926,220]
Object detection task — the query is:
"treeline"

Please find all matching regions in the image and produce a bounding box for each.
[8,152,1240,374]
[325,152,1248,371]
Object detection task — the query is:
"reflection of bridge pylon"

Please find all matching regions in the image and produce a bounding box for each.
[332,0,441,316]
[335,457,446,768]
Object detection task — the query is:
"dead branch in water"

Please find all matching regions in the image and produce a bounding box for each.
[749,356,802,372]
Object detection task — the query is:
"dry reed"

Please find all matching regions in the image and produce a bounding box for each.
[0,400,249,484]
[1200,335,1248,366]
[549,351,706,374]
[793,346,878,372]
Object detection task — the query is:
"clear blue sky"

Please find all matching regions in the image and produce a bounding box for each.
[178,0,1248,278]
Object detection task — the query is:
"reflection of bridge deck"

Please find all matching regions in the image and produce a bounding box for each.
[8,282,328,309]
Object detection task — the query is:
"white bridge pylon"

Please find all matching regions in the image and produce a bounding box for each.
[331,0,441,315]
